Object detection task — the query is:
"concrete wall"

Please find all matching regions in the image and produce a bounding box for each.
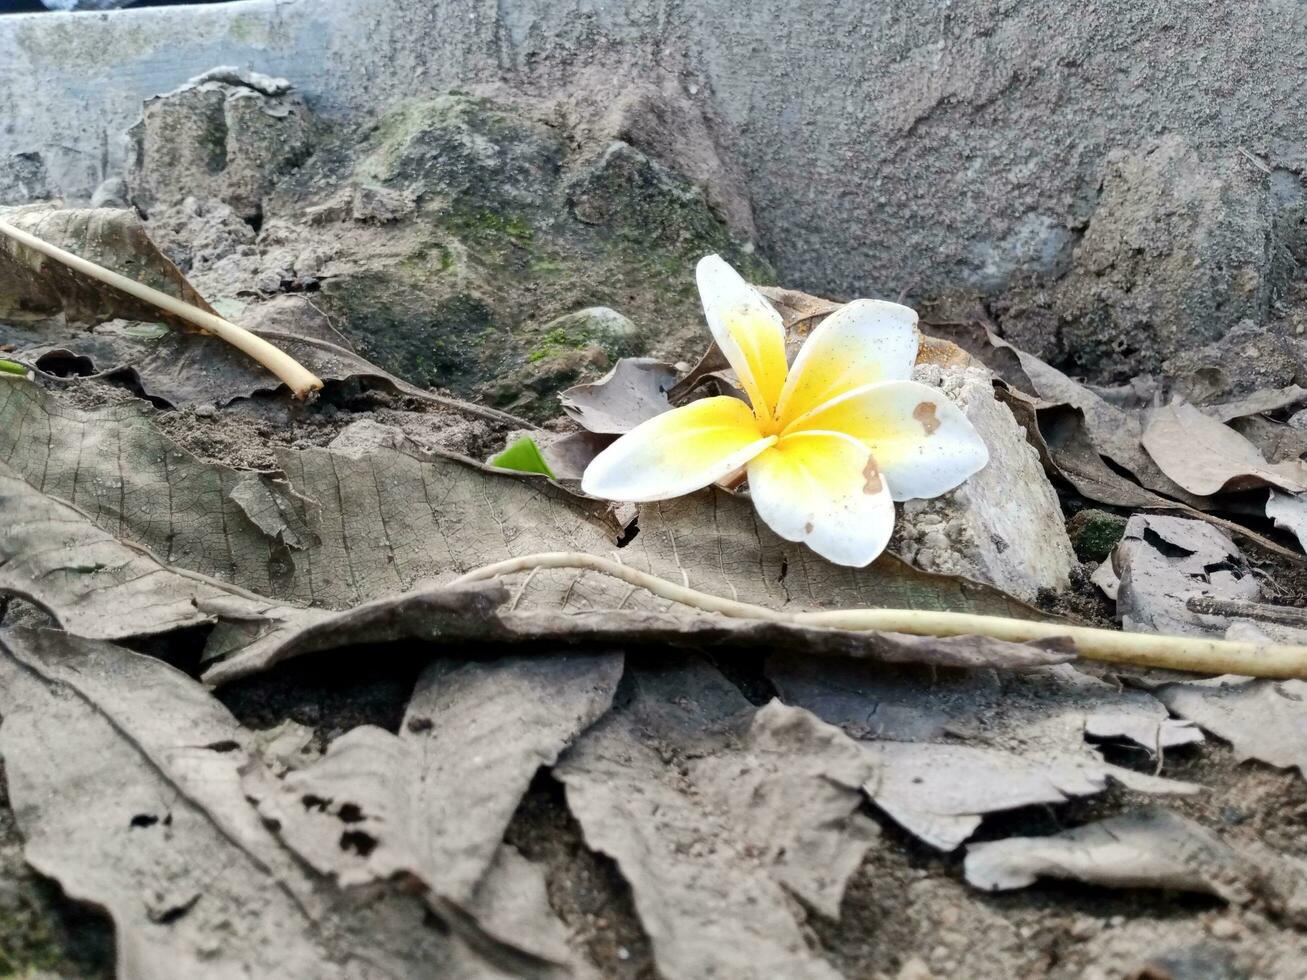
[1,0,1303,299]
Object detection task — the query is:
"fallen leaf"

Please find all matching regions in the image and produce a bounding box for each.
[1153,677,1307,780]
[1267,490,1307,552]
[1210,385,1307,423]
[250,652,622,909]
[559,357,678,433]
[0,203,216,331]
[199,578,1072,687]
[0,628,572,979]
[928,320,1203,505]
[1,380,1046,627]
[490,435,558,478]
[964,808,1251,898]
[1113,515,1261,638]
[2,311,530,423]
[0,456,265,640]
[0,438,1069,684]
[767,656,1199,850]
[1000,391,1302,562]
[555,657,875,979]
[1143,402,1307,495]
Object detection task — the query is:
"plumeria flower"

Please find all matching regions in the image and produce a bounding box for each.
[581,255,989,566]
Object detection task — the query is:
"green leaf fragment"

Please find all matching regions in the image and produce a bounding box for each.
[0,358,28,377]
[490,436,556,479]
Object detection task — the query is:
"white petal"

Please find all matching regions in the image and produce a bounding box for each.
[785,380,988,502]
[774,298,919,426]
[696,254,788,421]
[581,396,773,502]
[746,429,896,567]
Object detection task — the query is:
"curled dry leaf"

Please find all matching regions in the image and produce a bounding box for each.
[200,581,1072,687]
[1142,401,1307,496]
[1268,489,1307,553]
[0,203,217,330]
[928,319,1204,506]
[767,656,1199,850]
[555,657,876,980]
[965,808,1254,898]
[559,357,678,434]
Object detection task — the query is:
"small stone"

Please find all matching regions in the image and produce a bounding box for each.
[1208,916,1242,940]
[895,956,934,980]
[90,176,129,208]
[1067,508,1129,563]
[1069,916,1100,940]
[127,68,316,224]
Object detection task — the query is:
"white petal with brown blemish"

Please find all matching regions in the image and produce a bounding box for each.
[784,380,989,502]
[746,429,895,566]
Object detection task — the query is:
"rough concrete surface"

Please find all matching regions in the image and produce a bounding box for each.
[2,0,1303,315]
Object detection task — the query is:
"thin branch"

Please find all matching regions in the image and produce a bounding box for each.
[0,218,324,400]
[452,552,1307,679]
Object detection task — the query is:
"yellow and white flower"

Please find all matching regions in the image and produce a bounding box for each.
[581,255,989,567]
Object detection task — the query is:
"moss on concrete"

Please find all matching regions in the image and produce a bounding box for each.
[275,91,772,419]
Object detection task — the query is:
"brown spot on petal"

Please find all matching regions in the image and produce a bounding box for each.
[862,457,883,495]
[803,521,814,534]
[913,401,941,435]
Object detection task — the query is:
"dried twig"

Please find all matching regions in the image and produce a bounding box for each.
[0,218,323,399]
[453,552,1307,679]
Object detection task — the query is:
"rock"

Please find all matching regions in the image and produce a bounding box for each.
[127,68,316,224]
[1163,319,1307,404]
[891,363,1076,600]
[7,0,1305,311]
[1067,509,1128,564]
[143,196,257,281]
[996,137,1277,379]
[0,152,50,205]
[260,92,767,417]
[89,177,129,209]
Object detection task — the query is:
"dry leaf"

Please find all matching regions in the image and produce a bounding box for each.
[1113,515,1261,638]
[928,320,1204,506]
[0,628,568,979]
[0,203,216,331]
[1142,401,1307,495]
[559,357,678,433]
[0,379,1045,627]
[250,652,622,904]
[1153,677,1307,780]
[1210,385,1307,423]
[0,425,1068,684]
[556,657,875,980]
[767,657,1198,850]
[1267,489,1307,552]
[965,808,1252,898]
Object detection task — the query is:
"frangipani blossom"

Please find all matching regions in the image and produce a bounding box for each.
[581,255,989,567]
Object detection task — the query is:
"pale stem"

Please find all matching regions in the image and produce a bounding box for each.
[0,218,324,399]
[451,552,1307,679]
